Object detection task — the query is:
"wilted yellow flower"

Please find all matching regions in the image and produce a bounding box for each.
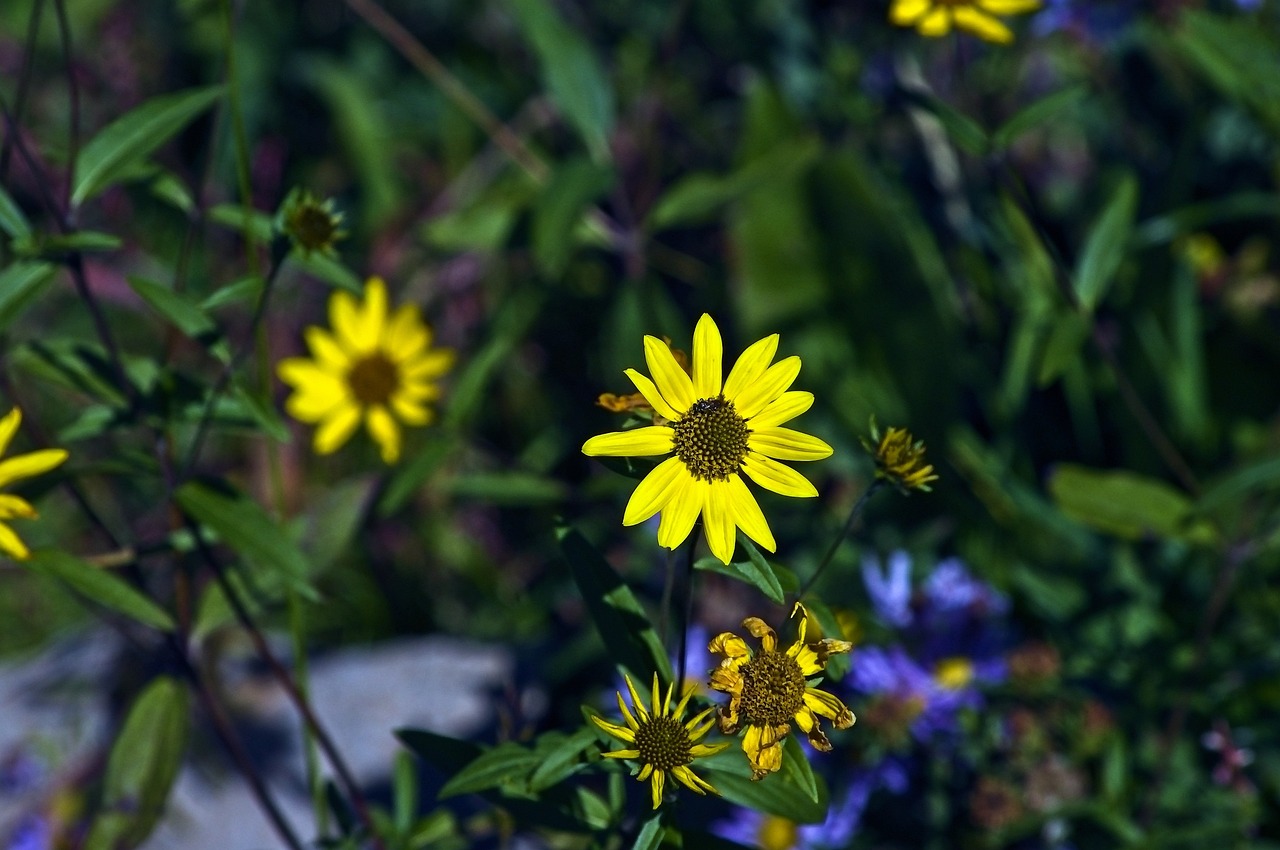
[278,189,346,257]
[582,314,832,564]
[890,0,1041,44]
[863,418,939,492]
[708,603,855,780]
[591,673,729,809]
[277,277,453,464]
[0,409,68,560]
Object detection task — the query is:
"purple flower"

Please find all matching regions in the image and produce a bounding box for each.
[0,751,44,795]
[849,646,983,740]
[5,815,50,850]
[862,552,913,628]
[923,559,1008,617]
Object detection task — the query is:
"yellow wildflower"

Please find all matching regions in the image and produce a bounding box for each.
[863,418,939,492]
[0,408,69,560]
[890,0,1042,44]
[278,188,346,257]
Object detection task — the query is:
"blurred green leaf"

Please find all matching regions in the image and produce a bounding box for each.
[438,742,541,799]
[632,813,664,850]
[0,262,57,333]
[700,735,828,823]
[200,275,264,311]
[1047,464,1217,544]
[176,481,318,600]
[126,276,228,360]
[529,728,596,792]
[289,251,363,293]
[509,0,615,162]
[15,230,123,256]
[84,677,188,850]
[1172,10,1280,137]
[396,729,483,776]
[992,86,1087,150]
[378,436,459,517]
[445,286,544,429]
[1073,174,1138,312]
[207,204,275,243]
[693,535,784,605]
[1198,453,1280,514]
[558,527,672,685]
[447,471,567,505]
[24,550,175,631]
[148,169,196,215]
[901,89,988,156]
[0,183,31,238]
[73,85,223,207]
[532,158,614,277]
[1132,192,1280,247]
[228,380,290,442]
[393,751,418,836]
[295,476,373,573]
[1036,312,1090,387]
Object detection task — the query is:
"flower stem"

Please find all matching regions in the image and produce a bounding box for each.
[796,480,883,603]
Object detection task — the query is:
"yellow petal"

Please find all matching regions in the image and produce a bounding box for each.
[723,334,778,402]
[403,349,455,381]
[804,688,856,728]
[691,314,723,400]
[638,764,654,781]
[742,723,786,780]
[329,289,365,353]
[741,455,818,498]
[0,522,31,560]
[657,476,705,550]
[644,335,694,413]
[625,674,650,723]
[743,617,778,652]
[624,369,681,421]
[617,687,641,731]
[390,394,433,427]
[384,304,428,361]
[602,749,640,760]
[791,643,824,677]
[591,714,637,743]
[702,479,736,564]
[672,765,716,795]
[622,456,685,526]
[731,356,801,419]
[0,495,37,520]
[0,408,22,458]
[304,327,350,371]
[651,674,663,721]
[954,6,1014,42]
[890,0,931,23]
[747,391,813,429]
[0,449,68,489]
[748,427,833,462]
[688,743,730,760]
[313,405,361,455]
[725,474,775,553]
[918,7,952,36]
[355,277,389,346]
[366,405,401,464]
[978,0,1040,13]
[708,632,751,663]
[282,369,348,422]
[582,426,675,457]
[649,767,665,810]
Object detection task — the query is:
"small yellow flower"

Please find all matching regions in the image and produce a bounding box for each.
[278,189,346,257]
[934,657,976,690]
[591,673,729,810]
[890,0,1041,44]
[0,408,69,560]
[582,314,832,564]
[863,418,939,492]
[708,603,855,780]
[277,277,454,464]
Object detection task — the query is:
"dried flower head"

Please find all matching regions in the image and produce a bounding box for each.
[278,188,346,257]
[862,417,938,493]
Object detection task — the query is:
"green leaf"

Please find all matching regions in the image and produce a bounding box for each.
[396,729,484,776]
[991,86,1086,150]
[84,677,188,850]
[558,527,672,685]
[900,89,988,156]
[1198,453,1280,514]
[378,436,459,517]
[1047,464,1217,544]
[207,204,275,244]
[290,251,363,293]
[14,230,124,257]
[0,262,57,333]
[24,550,175,631]
[700,736,829,823]
[528,727,596,791]
[509,0,615,162]
[125,276,223,350]
[1133,192,1280,247]
[1036,311,1090,387]
[632,813,665,850]
[531,158,614,276]
[175,481,318,599]
[227,380,290,442]
[693,535,784,605]
[438,742,541,799]
[0,183,32,238]
[73,86,223,207]
[1073,174,1138,312]
[444,286,545,429]
[201,275,264,311]
[446,471,567,505]
[393,751,418,836]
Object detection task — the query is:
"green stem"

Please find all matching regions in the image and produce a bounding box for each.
[796,480,883,603]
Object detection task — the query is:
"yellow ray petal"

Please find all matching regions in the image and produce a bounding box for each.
[582,426,675,458]
[708,632,751,663]
[624,369,681,421]
[723,334,778,402]
[366,406,401,464]
[702,479,736,564]
[355,277,389,346]
[0,449,68,489]
[741,455,818,498]
[747,391,813,429]
[691,314,723,399]
[0,409,22,458]
[617,688,640,731]
[590,714,637,743]
[748,427,833,462]
[804,688,856,728]
[671,765,710,795]
[954,6,1014,42]
[732,356,801,419]
[644,335,694,413]
[624,674,650,723]
[329,289,365,353]
[384,304,429,361]
[649,767,665,809]
[918,7,952,36]
[725,474,775,553]
[689,742,730,760]
[978,0,1040,14]
[890,0,931,23]
[0,495,37,520]
[390,394,433,427]
[403,349,455,380]
[313,405,361,455]
[304,326,351,371]
[657,476,705,550]
[622,456,685,526]
[0,522,31,560]
[601,749,640,760]
[742,723,786,780]
[743,617,778,652]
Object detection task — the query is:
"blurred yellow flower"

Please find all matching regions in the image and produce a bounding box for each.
[278,277,453,464]
[582,314,831,564]
[708,603,855,780]
[863,418,939,492]
[591,673,728,809]
[890,0,1041,44]
[278,188,346,257]
[0,409,68,560]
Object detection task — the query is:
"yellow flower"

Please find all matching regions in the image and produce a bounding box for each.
[708,603,855,780]
[934,657,976,690]
[0,409,69,560]
[278,188,346,257]
[591,673,729,810]
[582,314,832,564]
[862,418,939,492]
[277,277,454,464]
[890,0,1041,44]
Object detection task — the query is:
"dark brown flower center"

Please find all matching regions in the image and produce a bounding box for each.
[672,396,750,481]
[287,204,340,252]
[347,353,399,406]
[739,650,806,726]
[633,715,693,770]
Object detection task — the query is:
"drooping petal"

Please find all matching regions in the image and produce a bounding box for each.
[313,405,361,455]
[366,406,401,464]
[0,494,37,520]
[918,7,952,36]
[798,709,833,752]
[804,688,856,728]
[953,6,1013,42]
[725,474,775,553]
[748,427,833,462]
[624,369,681,421]
[723,334,778,402]
[890,0,931,23]
[0,522,30,560]
[702,479,736,564]
[691,314,723,399]
[732,356,801,419]
[742,723,787,780]
[581,426,675,458]
[742,617,778,652]
[657,476,704,550]
[622,456,685,526]
[708,632,752,664]
[977,0,1040,15]
[747,391,814,429]
[590,714,637,743]
[0,408,22,457]
[644,335,695,413]
[0,449,69,489]
[649,767,665,810]
[304,326,350,372]
[671,765,716,795]
[741,454,819,498]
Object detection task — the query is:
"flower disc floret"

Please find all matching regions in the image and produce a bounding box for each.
[634,714,694,770]
[738,649,807,726]
[672,396,750,481]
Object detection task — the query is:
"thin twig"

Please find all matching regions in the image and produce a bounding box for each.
[0,0,45,184]
[796,480,883,603]
[50,0,80,215]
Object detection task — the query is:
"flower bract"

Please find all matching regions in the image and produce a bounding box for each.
[890,0,1041,44]
[0,409,69,560]
[582,314,832,564]
[277,277,454,464]
[591,673,729,809]
[278,188,346,257]
[708,603,855,780]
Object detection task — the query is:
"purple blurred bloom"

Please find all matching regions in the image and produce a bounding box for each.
[849,646,984,740]
[924,559,1008,617]
[1031,0,1137,42]
[0,751,44,795]
[862,552,913,628]
[5,815,50,850]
